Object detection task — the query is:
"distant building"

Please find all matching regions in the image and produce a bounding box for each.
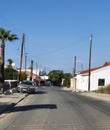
[17,69,49,86]
[71,62,110,92]
[17,69,39,80]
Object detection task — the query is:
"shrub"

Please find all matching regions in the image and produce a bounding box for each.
[96,84,110,94]
[104,85,110,94]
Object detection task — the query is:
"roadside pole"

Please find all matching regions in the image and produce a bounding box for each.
[18,33,25,82]
[30,60,33,81]
[88,34,92,91]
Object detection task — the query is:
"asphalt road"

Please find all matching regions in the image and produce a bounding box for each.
[0,86,110,130]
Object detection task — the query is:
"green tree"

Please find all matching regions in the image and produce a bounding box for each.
[0,28,18,83]
[48,70,63,86]
[4,68,18,80]
[20,72,27,81]
[7,58,13,68]
[4,59,18,80]
[63,73,72,87]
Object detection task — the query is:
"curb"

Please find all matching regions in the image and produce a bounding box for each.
[15,93,28,104]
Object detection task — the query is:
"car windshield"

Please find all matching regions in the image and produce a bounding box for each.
[21,81,33,85]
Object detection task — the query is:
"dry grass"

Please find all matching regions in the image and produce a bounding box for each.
[95,85,110,94]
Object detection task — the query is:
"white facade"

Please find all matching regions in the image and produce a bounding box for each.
[74,62,110,91]
[40,75,49,80]
[91,66,110,90]
[76,74,88,91]
[25,69,40,76]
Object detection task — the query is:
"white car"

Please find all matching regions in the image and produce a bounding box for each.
[17,80,36,94]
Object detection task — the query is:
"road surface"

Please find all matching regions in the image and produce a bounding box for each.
[0,86,110,130]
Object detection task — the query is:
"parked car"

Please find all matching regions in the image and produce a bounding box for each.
[17,80,36,94]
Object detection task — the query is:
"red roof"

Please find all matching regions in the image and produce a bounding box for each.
[80,62,110,74]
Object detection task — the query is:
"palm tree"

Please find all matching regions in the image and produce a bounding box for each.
[7,58,13,68]
[0,28,18,85]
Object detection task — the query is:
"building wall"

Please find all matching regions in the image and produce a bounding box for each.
[91,66,110,90]
[75,66,110,91]
[76,75,88,91]
[70,78,76,91]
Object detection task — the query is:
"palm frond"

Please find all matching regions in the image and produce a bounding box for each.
[4,30,11,39]
[0,28,5,40]
[0,36,2,39]
[8,34,18,41]
[11,34,18,39]
[0,28,18,42]
[0,28,5,35]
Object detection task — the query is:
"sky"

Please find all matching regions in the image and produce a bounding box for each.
[0,0,110,74]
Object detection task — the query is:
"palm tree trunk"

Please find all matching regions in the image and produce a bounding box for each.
[1,42,5,83]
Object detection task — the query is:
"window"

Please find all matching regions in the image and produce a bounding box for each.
[98,79,105,86]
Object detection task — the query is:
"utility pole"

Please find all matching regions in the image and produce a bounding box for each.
[88,34,92,91]
[30,60,33,81]
[25,53,28,74]
[18,33,25,82]
[36,62,38,75]
[25,53,27,73]
[44,67,46,75]
[73,56,76,77]
[73,56,77,91]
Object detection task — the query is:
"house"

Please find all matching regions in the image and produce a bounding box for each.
[71,62,110,92]
[17,69,49,86]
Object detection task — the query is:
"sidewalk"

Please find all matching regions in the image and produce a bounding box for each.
[61,87,110,102]
[79,92,110,102]
[0,92,28,115]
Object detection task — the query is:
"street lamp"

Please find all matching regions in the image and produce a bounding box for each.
[88,34,92,91]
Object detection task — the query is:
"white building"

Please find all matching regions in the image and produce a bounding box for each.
[72,62,110,92]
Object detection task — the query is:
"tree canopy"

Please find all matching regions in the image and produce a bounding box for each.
[63,73,72,87]
[48,70,63,86]
[0,28,18,42]
[4,68,18,80]
[7,58,13,68]
[48,70,72,87]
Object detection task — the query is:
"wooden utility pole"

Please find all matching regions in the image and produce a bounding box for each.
[88,34,92,91]
[36,62,38,75]
[73,56,76,77]
[18,33,25,82]
[25,53,28,74]
[25,53,27,73]
[30,60,33,81]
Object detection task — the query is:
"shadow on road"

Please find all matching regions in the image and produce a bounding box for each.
[0,103,16,115]
[12,104,57,112]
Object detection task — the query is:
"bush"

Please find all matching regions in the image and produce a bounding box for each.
[104,85,110,94]
[96,84,110,94]
[67,85,70,88]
